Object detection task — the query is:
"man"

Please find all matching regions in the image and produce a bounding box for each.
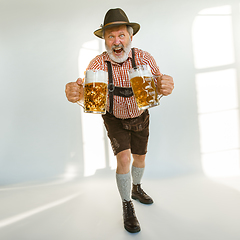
[65,8,174,233]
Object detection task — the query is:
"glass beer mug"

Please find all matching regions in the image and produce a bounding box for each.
[128,65,162,110]
[77,70,108,114]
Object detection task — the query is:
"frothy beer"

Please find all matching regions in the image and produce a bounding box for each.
[129,65,159,110]
[84,70,108,114]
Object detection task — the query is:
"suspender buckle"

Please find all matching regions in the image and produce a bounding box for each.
[108,83,115,93]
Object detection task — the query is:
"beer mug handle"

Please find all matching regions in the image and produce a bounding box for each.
[157,94,163,101]
[153,75,164,102]
[77,99,84,108]
[76,79,85,108]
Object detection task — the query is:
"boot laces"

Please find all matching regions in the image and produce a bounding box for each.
[123,200,135,218]
[137,185,147,195]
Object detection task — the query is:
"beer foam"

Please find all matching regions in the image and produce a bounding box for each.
[129,70,140,79]
[85,70,108,84]
[142,69,152,77]
[129,65,152,79]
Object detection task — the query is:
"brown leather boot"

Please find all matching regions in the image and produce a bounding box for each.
[132,184,153,204]
[122,200,141,233]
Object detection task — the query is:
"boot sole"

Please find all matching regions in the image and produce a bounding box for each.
[132,195,153,204]
[124,225,141,233]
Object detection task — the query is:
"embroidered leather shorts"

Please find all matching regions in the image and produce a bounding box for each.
[102,110,149,155]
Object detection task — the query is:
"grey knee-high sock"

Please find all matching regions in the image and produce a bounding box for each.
[116,172,131,202]
[132,166,145,185]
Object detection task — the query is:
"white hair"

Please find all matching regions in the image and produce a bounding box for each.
[127,26,133,37]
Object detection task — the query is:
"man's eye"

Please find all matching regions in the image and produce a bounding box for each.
[108,35,113,39]
[120,34,125,38]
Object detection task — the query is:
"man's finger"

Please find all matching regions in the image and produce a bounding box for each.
[76,78,83,85]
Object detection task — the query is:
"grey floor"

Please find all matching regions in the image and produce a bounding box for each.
[0,173,240,240]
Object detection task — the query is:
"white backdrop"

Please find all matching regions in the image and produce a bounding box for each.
[0,0,239,184]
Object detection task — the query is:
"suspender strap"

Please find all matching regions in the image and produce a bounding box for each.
[106,61,114,114]
[131,48,137,69]
[106,48,136,114]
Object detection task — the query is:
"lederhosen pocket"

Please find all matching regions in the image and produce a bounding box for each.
[121,110,149,132]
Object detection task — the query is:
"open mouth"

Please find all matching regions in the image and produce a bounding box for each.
[113,47,123,55]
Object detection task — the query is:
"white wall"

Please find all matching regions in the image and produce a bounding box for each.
[0,0,239,184]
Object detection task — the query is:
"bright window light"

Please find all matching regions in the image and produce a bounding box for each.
[64,164,78,180]
[198,109,239,153]
[202,150,240,177]
[81,113,106,176]
[198,5,232,15]
[195,69,238,114]
[192,15,235,69]
[192,5,240,177]
[78,40,100,78]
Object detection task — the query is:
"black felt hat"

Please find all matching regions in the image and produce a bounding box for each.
[94,8,140,39]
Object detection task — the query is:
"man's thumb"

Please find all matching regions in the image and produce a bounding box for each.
[76,78,83,85]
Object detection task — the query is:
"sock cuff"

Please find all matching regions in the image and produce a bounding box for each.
[116,171,130,178]
[131,166,145,185]
[132,165,144,170]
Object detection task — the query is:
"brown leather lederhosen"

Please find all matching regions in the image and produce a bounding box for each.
[105,48,137,114]
[102,48,149,155]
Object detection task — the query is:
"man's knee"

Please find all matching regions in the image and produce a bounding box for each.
[117,150,131,165]
[132,154,146,168]
[116,149,131,173]
[133,154,146,162]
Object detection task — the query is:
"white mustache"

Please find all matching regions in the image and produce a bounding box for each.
[112,44,124,51]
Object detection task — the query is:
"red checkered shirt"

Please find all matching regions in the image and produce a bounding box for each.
[86,48,161,119]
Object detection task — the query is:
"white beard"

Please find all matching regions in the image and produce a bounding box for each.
[105,40,132,63]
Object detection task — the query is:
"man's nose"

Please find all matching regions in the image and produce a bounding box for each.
[113,37,121,45]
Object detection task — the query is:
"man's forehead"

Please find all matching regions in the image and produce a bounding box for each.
[105,25,128,34]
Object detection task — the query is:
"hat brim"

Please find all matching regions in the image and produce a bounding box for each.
[94,22,140,39]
